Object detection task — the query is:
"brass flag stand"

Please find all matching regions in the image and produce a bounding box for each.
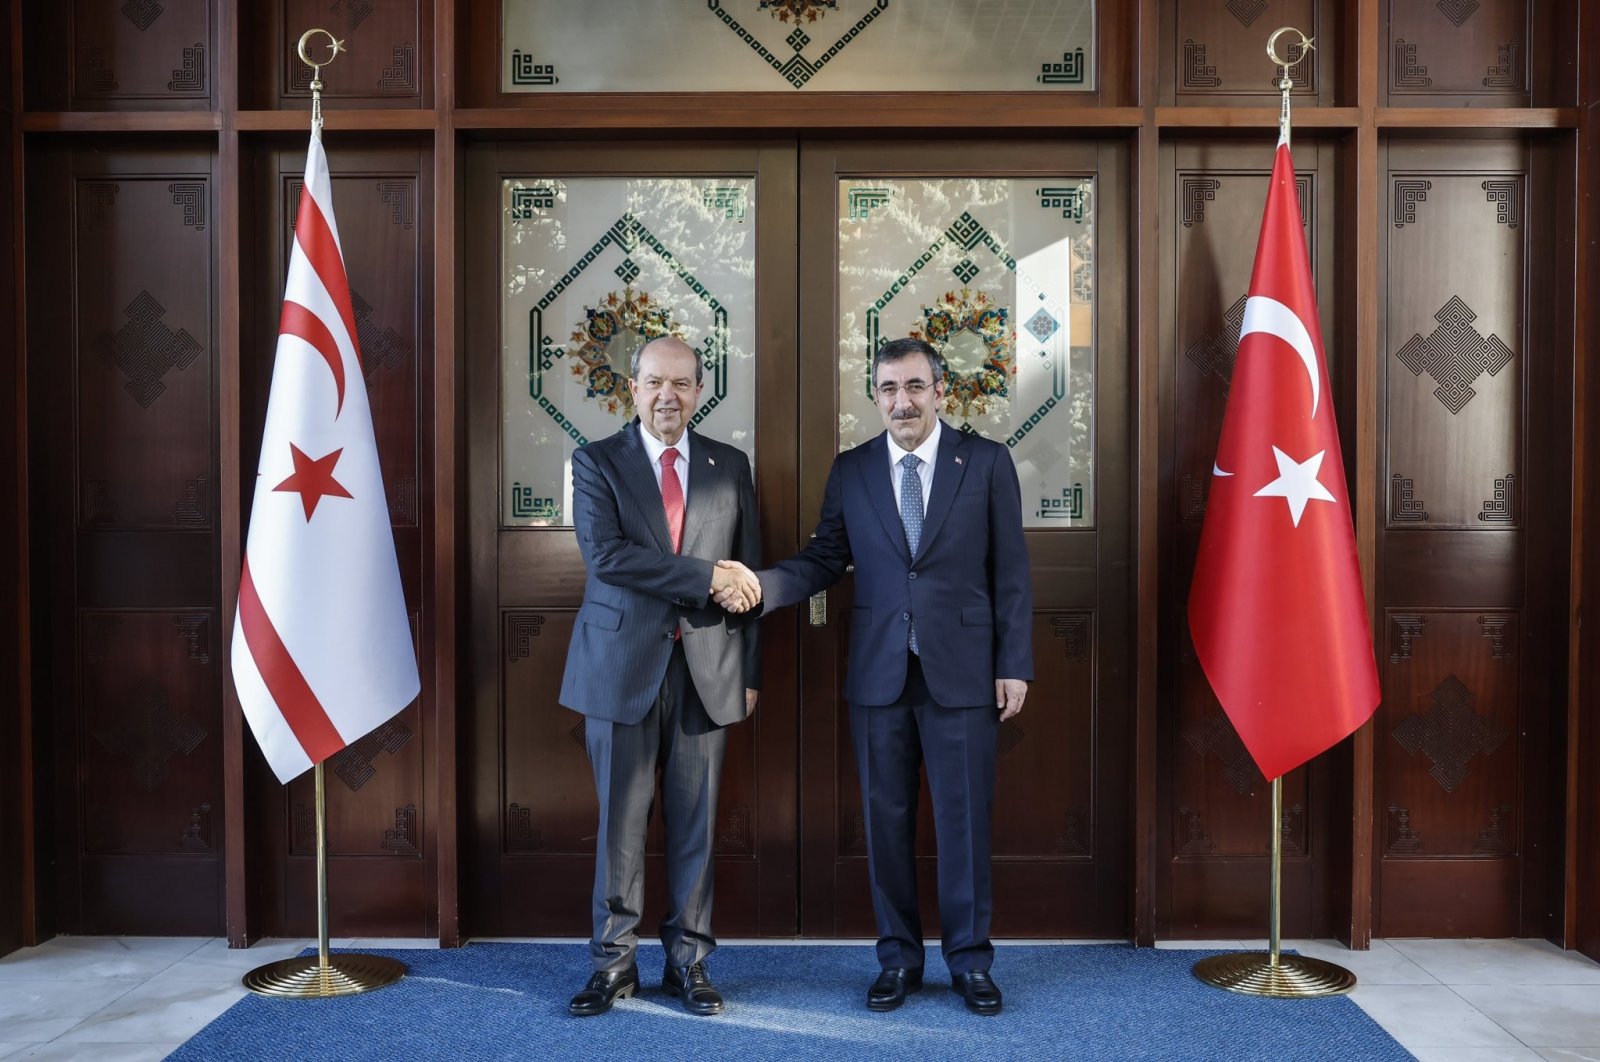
[1191,28,1358,1000]
[241,29,407,1000]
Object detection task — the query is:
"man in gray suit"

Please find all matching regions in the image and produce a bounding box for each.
[560,336,763,1018]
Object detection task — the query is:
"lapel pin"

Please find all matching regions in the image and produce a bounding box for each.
[954,456,964,465]
[708,457,716,466]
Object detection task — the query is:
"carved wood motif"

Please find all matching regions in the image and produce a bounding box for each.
[69,0,213,105]
[1378,607,1523,888]
[1386,157,1524,533]
[74,171,214,534]
[1390,474,1429,523]
[64,603,220,890]
[1172,1,1319,98]
[281,1,423,104]
[1389,0,1530,100]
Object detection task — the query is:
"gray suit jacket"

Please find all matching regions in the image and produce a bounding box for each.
[559,421,761,727]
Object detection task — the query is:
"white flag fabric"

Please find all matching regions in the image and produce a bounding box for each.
[231,126,420,784]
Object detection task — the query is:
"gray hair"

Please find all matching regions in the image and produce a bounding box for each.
[871,336,947,388]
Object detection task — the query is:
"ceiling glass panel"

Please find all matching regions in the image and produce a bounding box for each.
[503,0,1094,93]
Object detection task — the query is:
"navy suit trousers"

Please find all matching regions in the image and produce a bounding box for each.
[850,654,999,976]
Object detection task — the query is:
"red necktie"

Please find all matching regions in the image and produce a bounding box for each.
[660,447,684,554]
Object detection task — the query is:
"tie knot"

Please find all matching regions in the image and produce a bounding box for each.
[662,447,680,467]
[900,453,920,471]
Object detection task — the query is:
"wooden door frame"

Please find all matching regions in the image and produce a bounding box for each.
[794,137,1134,939]
[460,138,801,937]
[1,0,32,955]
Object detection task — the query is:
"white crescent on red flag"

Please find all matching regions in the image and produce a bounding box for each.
[231,126,420,784]
[1187,135,1381,782]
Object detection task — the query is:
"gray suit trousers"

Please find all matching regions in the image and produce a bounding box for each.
[585,643,727,972]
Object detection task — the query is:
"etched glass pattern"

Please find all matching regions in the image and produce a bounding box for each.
[501,177,757,527]
[503,0,1094,93]
[838,177,1095,528]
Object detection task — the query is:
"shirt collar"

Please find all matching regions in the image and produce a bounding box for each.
[888,418,942,471]
[639,423,691,467]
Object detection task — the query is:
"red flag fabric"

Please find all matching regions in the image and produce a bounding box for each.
[1187,136,1381,782]
[230,126,420,783]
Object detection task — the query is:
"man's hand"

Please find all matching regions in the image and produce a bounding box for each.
[746,688,759,715]
[996,678,1027,722]
[711,559,762,613]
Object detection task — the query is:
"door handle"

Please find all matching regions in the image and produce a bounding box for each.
[804,530,829,627]
[808,589,827,627]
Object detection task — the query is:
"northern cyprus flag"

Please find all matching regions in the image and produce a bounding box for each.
[231,125,420,784]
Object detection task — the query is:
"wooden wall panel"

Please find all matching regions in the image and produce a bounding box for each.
[76,177,214,530]
[1576,0,1600,964]
[75,609,222,931]
[247,141,434,937]
[1159,140,1338,937]
[1377,138,1554,938]
[1379,611,1519,841]
[23,0,215,111]
[1385,170,1521,529]
[27,144,222,935]
[1384,0,1529,107]
[1161,0,1333,107]
[1,0,26,957]
[242,1,428,111]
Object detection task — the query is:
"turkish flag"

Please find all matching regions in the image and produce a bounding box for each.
[230,126,420,784]
[1187,136,1381,782]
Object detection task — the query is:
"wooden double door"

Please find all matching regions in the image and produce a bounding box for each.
[463,139,1132,939]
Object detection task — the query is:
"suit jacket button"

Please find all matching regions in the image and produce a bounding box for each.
[908,572,917,579]
[902,612,911,621]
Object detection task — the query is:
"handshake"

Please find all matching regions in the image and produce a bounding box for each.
[710,560,761,614]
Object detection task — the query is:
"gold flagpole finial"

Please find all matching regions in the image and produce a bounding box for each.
[296,27,347,131]
[1265,27,1314,149]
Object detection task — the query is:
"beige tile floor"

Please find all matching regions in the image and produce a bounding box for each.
[0,936,1596,1059]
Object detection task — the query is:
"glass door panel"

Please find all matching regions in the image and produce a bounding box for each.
[500,176,759,527]
[796,141,1131,938]
[465,144,798,937]
[836,177,1096,526]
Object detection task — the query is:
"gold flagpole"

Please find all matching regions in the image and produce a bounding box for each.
[241,29,407,999]
[1191,27,1356,999]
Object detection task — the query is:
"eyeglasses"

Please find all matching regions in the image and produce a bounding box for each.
[875,380,933,400]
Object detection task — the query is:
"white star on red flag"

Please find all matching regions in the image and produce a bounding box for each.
[1252,445,1337,527]
[1187,133,1381,781]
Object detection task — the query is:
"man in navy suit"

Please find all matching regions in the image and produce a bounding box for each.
[560,336,763,1018]
[720,336,1032,1016]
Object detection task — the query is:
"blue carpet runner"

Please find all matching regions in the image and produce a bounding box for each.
[170,942,1414,1061]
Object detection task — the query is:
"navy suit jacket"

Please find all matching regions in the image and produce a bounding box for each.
[559,421,761,727]
[758,426,1032,708]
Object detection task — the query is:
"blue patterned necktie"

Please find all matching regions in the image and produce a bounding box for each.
[899,453,923,653]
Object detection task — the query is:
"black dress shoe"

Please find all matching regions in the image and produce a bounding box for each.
[663,960,725,1016]
[568,965,639,1017]
[951,970,1003,1015]
[867,967,923,1011]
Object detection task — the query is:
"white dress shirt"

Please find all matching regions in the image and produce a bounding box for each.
[888,418,941,519]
